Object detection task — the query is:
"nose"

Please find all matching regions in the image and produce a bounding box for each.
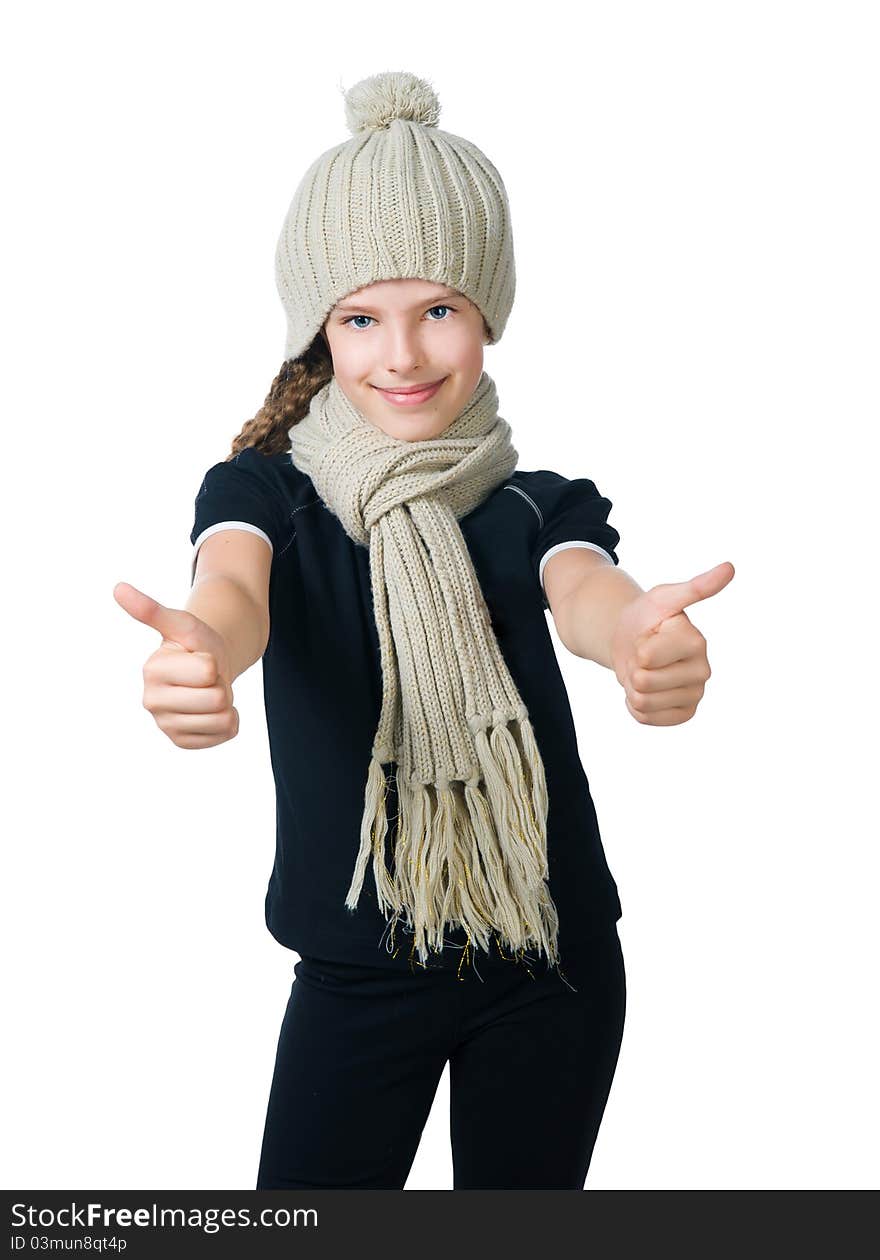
[382,322,426,375]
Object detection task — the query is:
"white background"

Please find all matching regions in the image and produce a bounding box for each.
[3,0,877,1190]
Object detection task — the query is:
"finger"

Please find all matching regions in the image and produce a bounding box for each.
[148,683,231,716]
[627,683,704,714]
[626,696,695,726]
[171,732,231,750]
[163,720,238,745]
[647,561,735,620]
[157,709,238,737]
[635,614,706,669]
[147,646,223,687]
[630,657,710,693]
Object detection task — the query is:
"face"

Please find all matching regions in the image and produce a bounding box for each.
[322,278,490,442]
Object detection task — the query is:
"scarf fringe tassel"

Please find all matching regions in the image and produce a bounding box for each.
[344,712,560,967]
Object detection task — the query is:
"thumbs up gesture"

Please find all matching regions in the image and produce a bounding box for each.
[113,581,240,749]
[609,562,735,726]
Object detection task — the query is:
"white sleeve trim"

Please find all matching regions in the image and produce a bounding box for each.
[539,540,614,593]
[190,521,273,583]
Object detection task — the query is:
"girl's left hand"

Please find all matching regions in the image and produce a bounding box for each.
[610,562,735,725]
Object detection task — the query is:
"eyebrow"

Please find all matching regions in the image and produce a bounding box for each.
[334,291,458,313]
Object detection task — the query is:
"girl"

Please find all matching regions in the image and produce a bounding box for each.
[115,70,731,1190]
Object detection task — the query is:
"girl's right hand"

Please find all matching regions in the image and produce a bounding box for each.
[113,581,240,749]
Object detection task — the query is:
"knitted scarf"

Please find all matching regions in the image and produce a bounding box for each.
[289,370,561,968]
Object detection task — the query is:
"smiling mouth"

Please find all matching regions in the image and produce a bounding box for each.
[371,378,447,406]
[372,378,446,394]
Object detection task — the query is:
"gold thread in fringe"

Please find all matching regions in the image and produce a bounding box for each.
[457,929,472,981]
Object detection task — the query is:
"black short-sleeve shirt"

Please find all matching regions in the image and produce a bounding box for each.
[190,446,623,972]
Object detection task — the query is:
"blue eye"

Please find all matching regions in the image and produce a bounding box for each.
[340,304,455,329]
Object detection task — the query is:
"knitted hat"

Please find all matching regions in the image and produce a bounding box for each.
[274,70,516,362]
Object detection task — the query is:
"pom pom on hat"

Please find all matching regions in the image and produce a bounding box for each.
[342,70,441,135]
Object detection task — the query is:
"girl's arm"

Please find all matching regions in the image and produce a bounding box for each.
[545,550,643,669]
[185,531,272,683]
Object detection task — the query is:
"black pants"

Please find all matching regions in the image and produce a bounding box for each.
[256,922,626,1190]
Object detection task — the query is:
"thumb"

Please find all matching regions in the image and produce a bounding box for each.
[647,561,736,621]
[113,580,212,652]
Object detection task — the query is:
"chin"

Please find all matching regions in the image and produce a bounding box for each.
[364,406,453,442]
[380,426,436,442]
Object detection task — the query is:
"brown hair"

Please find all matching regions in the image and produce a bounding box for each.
[225,309,492,461]
[225,332,333,461]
